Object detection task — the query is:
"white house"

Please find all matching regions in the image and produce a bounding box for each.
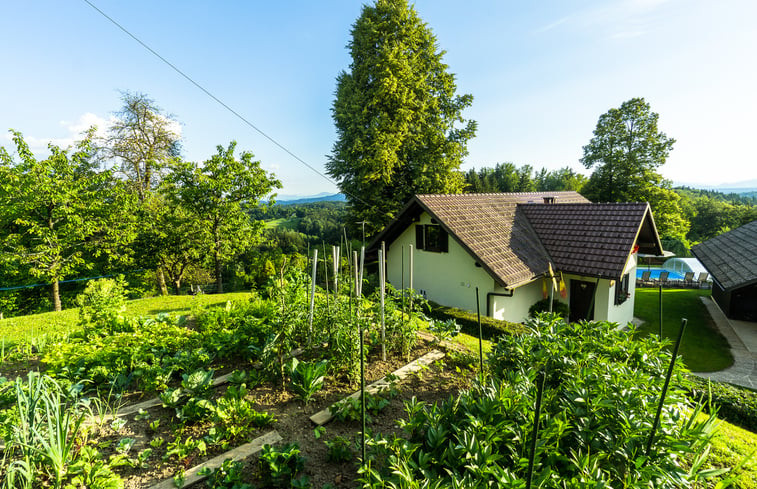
[368,192,663,325]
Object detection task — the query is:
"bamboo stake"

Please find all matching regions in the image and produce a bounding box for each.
[526,371,546,489]
[358,246,365,299]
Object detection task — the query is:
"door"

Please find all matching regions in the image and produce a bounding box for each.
[570,280,596,322]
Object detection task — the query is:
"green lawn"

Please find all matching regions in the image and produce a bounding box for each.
[264,217,301,229]
[0,291,256,348]
[634,288,734,372]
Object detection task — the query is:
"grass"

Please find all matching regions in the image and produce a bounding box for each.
[633,288,734,372]
[705,413,757,487]
[264,217,301,230]
[0,291,256,348]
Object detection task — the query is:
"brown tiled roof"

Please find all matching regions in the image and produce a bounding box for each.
[692,220,757,291]
[369,191,663,288]
[519,203,655,280]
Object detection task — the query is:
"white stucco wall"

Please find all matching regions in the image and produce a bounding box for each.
[383,212,639,325]
[563,254,637,326]
[385,212,547,323]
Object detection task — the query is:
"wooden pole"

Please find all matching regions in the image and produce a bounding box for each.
[379,248,386,361]
[308,249,318,347]
[333,245,340,297]
[353,250,366,463]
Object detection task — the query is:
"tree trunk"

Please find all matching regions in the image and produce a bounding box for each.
[215,250,223,294]
[156,267,169,296]
[174,279,182,296]
[52,279,62,312]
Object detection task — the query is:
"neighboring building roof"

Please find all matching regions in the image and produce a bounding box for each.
[692,220,757,291]
[369,192,663,288]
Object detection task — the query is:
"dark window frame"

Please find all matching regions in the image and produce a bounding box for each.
[615,273,630,305]
[415,224,448,253]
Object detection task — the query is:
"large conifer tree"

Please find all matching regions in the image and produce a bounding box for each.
[327,0,476,235]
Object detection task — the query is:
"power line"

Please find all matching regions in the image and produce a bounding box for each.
[81,0,372,210]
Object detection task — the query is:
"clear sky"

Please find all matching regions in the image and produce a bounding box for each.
[2,0,756,196]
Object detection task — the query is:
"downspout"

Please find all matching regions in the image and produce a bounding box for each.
[487,289,514,317]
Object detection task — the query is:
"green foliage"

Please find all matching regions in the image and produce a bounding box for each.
[287,358,329,405]
[324,436,354,463]
[76,277,128,328]
[330,384,397,424]
[580,97,689,241]
[528,298,569,320]
[685,374,757,432]
[259,443,308,488]
[164,435,207,464]
[327,0,476,234]
[425,301,525,340]
[0,130,130,311]
[360,315,726,487]
[428,318,461,343]
[166,141,281,293]
[198,459,253,489]
[464,163,587,193]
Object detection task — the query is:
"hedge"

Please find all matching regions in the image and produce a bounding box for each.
[426,301,526,340]
[683,374,757,432]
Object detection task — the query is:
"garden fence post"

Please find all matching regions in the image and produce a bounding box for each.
[379,248,386,362]
[308,249,317,347]
[333,245,339,297]
[354,250,366,464]
[646,317,687,457]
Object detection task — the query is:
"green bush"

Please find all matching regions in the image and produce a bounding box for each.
[426,301,525,340]
[360,315,725,488]
[528,297,569,319]
[76,277,128,328]
[684,374,757,432]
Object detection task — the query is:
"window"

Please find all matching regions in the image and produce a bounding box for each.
[415,224,448,253]
[615,273,630,305]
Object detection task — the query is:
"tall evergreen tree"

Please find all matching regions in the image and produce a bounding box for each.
[327,0,476,235]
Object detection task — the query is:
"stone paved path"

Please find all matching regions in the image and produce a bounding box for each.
[691,296,757,390]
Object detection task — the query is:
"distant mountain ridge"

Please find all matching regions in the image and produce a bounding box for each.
[675,178,757,194]
[271,192,346,205]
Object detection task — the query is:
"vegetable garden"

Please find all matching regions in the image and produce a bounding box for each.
[0,259,753,487]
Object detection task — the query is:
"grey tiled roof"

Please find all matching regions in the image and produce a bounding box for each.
[369,191,663,288]
[692,220,757,291]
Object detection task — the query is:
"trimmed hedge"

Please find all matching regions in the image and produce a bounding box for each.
[426,301,526,340]
[684,374,757,432]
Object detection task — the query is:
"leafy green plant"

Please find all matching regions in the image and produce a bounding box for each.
[324,436,353,463]
[181,368,215,397]
[287,358,328,404]
[428,318,461,343]
[164,435,207,464]
[329,388,395,424]
[198,458,253,489]
[76,277,128,330]
[528,297,570,319]
[65,446,125,489]
[359,315,729,488]
[259,443,307,488]
[210,396,273,441]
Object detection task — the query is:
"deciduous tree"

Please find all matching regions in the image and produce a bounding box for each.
[167,142,280,293]
[0,131,122,311]
[327,0,476,235]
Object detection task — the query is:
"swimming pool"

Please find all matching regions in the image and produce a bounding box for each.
[636,269,685,281]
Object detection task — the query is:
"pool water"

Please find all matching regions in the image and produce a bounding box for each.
[636,269,685,280]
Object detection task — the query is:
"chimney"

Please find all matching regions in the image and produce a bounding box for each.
[543,196,555,204]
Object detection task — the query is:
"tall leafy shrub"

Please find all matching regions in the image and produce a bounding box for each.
[360,315,724,487]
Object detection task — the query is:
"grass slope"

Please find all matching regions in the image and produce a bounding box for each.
[0,291,256,347]
[634,288,734,372]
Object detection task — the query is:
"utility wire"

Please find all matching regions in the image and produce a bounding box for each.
[81,0,372,209]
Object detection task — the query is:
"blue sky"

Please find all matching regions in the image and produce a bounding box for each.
[2,0,756,195]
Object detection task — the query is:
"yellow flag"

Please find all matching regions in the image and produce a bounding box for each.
[548,262,558,291]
